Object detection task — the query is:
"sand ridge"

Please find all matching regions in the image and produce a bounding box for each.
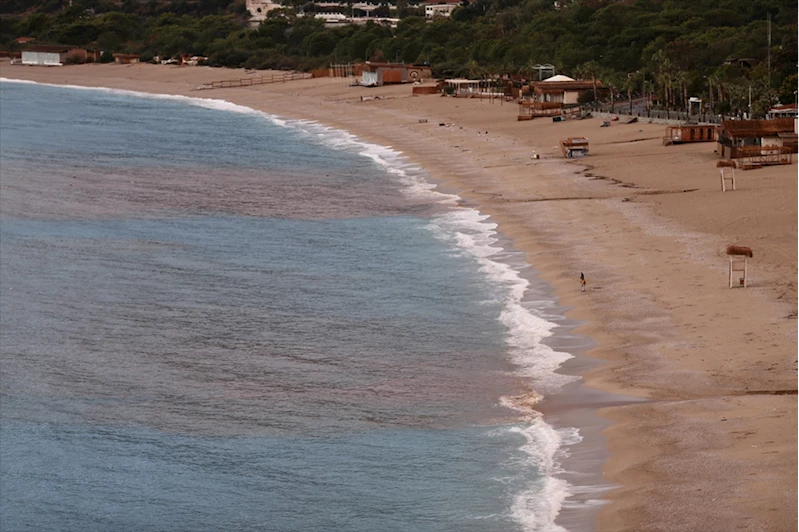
[1,62,796,531]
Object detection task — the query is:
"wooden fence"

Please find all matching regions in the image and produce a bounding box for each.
[197,72,312,90]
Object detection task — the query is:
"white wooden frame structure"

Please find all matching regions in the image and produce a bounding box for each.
[727,246,752,288]
[720,167,736,191]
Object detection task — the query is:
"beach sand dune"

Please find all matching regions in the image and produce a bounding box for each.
[2,62,795,531]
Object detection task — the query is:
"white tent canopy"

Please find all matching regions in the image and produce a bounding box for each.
[542,74,576,82]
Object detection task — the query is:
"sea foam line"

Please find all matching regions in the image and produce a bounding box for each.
[2,76,584,530]
[426,206,580,531]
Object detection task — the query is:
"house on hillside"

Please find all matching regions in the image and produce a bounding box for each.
[360,62,432,87]
[15,37,36,44]
[422,0,460,18]
[724,57,756,69]
[717,118,797,160]
[246,0,281,26]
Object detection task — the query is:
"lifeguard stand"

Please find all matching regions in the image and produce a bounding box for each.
[717,160,736,191]
[727,245,752,288]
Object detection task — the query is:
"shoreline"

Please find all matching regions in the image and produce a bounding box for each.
[2,63,796,531]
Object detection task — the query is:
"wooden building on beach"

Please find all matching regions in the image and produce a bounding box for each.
[663,124,718,145]
[113,53,140,65]
[530,75,606,106]
[717,118,797,162]
[518,74,605,119]
[20,45,100,66]
[360,62,432,87]
[21,45,70,66]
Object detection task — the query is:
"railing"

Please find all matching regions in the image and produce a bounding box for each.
[196,72,312,90]
[586,99,724,124]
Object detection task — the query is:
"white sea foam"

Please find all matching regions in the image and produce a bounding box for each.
[2,76,587,530]
[287,108,588,530]
[506,422,583,532]
[425,207,576,395]
[271,119,460,204]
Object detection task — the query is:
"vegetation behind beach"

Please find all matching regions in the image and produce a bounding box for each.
[1,0,796,113]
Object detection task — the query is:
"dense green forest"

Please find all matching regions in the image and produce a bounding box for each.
[1,0,796,115]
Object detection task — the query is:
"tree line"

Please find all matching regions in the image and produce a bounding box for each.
[1,0,796,116]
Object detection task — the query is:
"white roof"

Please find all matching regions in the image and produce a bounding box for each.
[315,12,346,19]
[542,74,575,82]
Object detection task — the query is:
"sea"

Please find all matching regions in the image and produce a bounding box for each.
[0,79,593,531]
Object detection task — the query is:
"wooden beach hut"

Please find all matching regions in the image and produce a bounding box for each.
[360,62,432,87]
[717,118,796,161]
[560,137,589,158]
[113,53,140,64]
[663,125,718,145]
[21,45,70,66]
[517,101,563,120]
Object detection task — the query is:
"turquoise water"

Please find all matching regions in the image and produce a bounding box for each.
[0,80,580,531]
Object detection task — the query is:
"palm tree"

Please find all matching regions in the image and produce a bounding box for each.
[466,59,484,79]
[650,50,674,111]
[672,69,687,111]
[582,60,600,101]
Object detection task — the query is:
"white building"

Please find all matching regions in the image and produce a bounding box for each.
[21,46,69,66]
[424,2,459,18]
[315,12,348,24]
[246,0,281,26]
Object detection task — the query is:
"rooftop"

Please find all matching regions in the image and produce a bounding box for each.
[720,118,795,137]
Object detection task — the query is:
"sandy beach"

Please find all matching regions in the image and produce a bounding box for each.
[1,62,796,531]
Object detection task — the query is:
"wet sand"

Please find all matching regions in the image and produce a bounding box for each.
[2,62,796,531]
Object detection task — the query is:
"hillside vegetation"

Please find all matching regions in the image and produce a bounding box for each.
[1,0,796,115]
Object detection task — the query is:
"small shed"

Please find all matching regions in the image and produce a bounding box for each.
[21,45,70,66]
[663,125,718,145]
[113,53,140,65]
[67,47,101,62]
[560,137,589,158]
[360,62,431,87]
[717,118,797,160]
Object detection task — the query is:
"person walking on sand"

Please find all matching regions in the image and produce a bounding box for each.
[580,272,586,292]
